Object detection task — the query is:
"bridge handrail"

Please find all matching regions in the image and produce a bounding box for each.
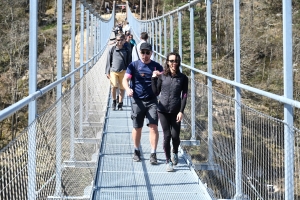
[146,44,300,109]
[180,63,300,109]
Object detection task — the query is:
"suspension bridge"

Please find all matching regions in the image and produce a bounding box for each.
[0,0,299,199]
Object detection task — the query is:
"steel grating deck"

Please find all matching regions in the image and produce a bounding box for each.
[93,96,211,199]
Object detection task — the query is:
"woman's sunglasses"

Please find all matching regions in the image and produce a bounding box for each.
[168,60,179,63]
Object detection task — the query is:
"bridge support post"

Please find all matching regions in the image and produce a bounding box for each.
[164,17,167,56]
[70,0,76,162]
[170,15,174,52]
[55,0,63,196]
[283,0,294,199]
[85,9,90,122]
[178,11,182,72]
[206,0,214,167]
[79,3,85,138]
[159,20,162,64]
[28,0,38,199]
[189,4,196,141]
[233,0,243,199]
[155,20,158,61]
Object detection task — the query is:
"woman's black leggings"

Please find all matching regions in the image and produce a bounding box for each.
[158,111,181,163]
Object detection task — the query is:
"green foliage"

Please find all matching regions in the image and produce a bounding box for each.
[41,23,56,31]
[163,0,186,12]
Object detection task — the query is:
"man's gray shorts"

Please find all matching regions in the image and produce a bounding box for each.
[131,97,158,128]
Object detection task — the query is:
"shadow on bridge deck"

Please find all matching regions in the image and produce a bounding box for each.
[92,96,211,199]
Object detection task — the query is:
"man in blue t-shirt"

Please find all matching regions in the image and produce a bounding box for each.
[122,42,163,164]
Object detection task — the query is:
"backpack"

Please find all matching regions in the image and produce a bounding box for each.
[110,45,130,68]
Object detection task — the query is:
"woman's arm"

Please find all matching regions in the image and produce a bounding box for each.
[151,77,162,96]
[180,75,189,113]
[151,71,162,96]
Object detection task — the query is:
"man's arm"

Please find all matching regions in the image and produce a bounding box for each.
[158,64,164,72]
[105,46,113,78]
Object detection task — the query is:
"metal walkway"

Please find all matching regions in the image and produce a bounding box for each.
[93,97,211,199]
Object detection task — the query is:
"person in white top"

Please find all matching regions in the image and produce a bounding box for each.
[132,32,154,61]
[123,22,131,35]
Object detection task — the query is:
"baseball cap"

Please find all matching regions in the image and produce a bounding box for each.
[140,42,152,51]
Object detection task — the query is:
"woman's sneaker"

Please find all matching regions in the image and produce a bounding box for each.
[172,153,178,165]
[166,161,174,172]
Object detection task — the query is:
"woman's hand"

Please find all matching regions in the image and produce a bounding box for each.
[176,112,183,122]
[152,70,162,77]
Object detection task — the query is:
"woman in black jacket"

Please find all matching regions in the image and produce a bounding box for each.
[152,52,188,172]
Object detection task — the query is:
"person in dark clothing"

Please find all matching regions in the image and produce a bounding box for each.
[118,23,123,33]
[151,52,188,172]
[124,33,132,50]
[129,34,136,50]
[122,42,163,165]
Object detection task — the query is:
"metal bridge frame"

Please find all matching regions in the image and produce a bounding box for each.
[0,0,297,199]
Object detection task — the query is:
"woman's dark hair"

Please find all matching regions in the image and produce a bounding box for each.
[164,52,181,76]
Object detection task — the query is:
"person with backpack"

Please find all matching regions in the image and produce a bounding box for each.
[151,52,188,172]
[122,43,163,165]
[105,33,132,110]
[129,34,136,50]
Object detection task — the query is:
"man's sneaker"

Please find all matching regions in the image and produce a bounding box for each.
[172,153,178,165]
[150,153,158,165]
[166,161,174,172]
[133,150,141,162]
[112,100,117,111]
[117,102,123,110]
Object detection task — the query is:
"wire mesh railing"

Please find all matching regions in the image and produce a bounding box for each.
[0,55,110,199]
[182,78,300,199]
